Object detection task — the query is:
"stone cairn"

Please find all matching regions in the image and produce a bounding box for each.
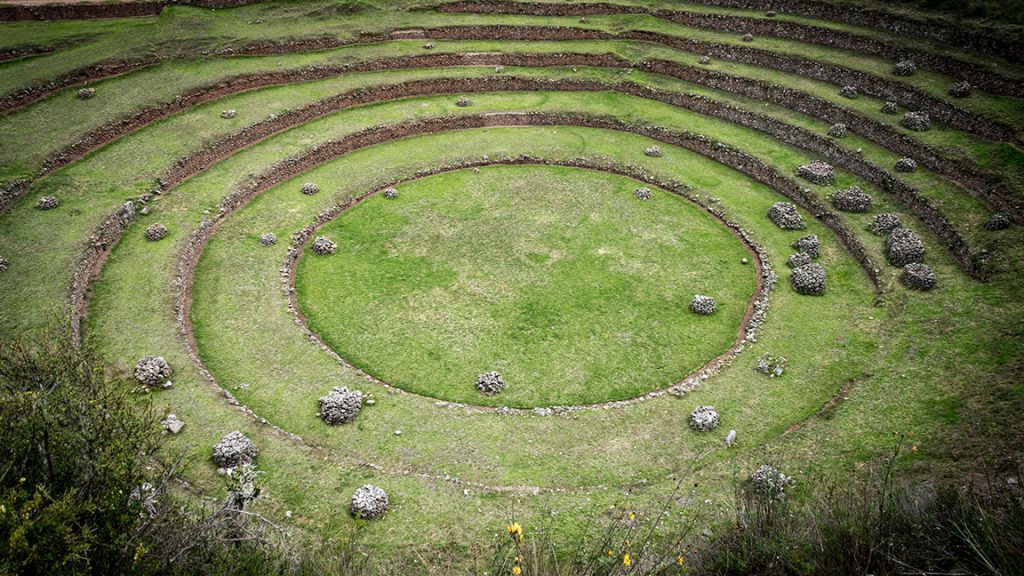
[134,356,173,389]
[350,484,389,519]
[984,213,1010,231]
[791,234,820,258]
[699,55,711,65]
[893,60,917,76]
[839,85,858,99]
[259,232,277,246]
[949,81,973,98]
[475,371,506,395]
[146,223,168,241]
[383,188,399,199]
[688,405,720,432]
[455,96,473,107]
[831,186,872,213]
[795,160,835,185]
[221,109,237,119]
[319,386,363,424]
[751,464,793,500]
[644,145,662,157]
[768,202,806,230]
[690,295,716,315]
[827,123,848,138]
[880,101,898,114]
[301,182,319,195]
[901,111,931,131]
[901,262,937,291]
[310,236,337,255]
[885,227,925,266]
[868,213,902,235]
[790,263,826,295]
[0,256,7,273]
[786,252,812,268]
[36,196,59,210]
[423,42,434,49]
[893,157,917,172]
[634,187,652,200]
[77,87,96,100]
[212,431,258,470]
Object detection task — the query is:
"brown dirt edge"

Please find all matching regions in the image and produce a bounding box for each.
[783,377,860,435]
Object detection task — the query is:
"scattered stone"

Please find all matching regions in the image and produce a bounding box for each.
[221,109,236,119]
[868,213,903,235]
[839,85,858,99]
[383,188,399,199]
[755,354,787,377]
[893,157,917,172]
[792,234,820,258]
[423,42,434,49]
[212,431,258,469]
[690,295,716,315]
[698,55,711,65]
[688,405,720,432]
[76,87,96,100]
[786,252,812,268]
[259,232,277,246]
[985,212,1010,231]
[880,101,899,114]
[475,371,506,395]
[741,33,754,42]
[901,262,937,291]
[765,10,776,16]
[634,187,652,200]
[351,484,389,519]
[310,236,337,255]
[36,196,59,210]
[134,356,173,389]
[767,202,806,230]
[145,223,168,241]
[494,65,505,73]
[885,227,925,266]
[455,96,472,107]
[161,413,185,434]
[901,111,931,131]
[831,186,872,213]
[795,160,835,185]
[579,17,587,23]
[751,464,793,500]
[318,386,363,425]
[790,263,826,295]
[0,257,7,273]
[949,81,973,98]
[644,145,662,157]
[893,60,917,76]
[301,182,319,195]
[741,257,749,265]
[827,123,848,138]
[725,429,737,447]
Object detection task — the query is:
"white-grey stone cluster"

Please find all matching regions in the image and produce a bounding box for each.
[494,66,504,73]
[742,33,754,42]
[212,431,258,470]
[881,101,898,114]
[301,182,319,195]
[768,202,806,229]
[134,356,173,389]
[36,195,59,210]
[475,371,506,395]
[259,232,277,246]
[755,354,787,378]
[0,256,7,273]
[839,85,858,99]
[77,87,96,100]
[751,464,793,500]
[791,234,820,258]
[831,186,872,213]
[690,294,716,315]
[868,213,902,235]
[221,109,236,119]
[893,157,917,172]
[145,223,168,241]
[902,111,931,131]
[984,213,1010,231]
[786,252,812,268]
[885,227,925,266]
[827,123,848,138]
[901,262,937,291]
[455,96,473,107]
[383,188,399,199]
[644,145,662,157]
[310,236,336,255]
[893,60,917,76]
[423,42,434,49]
[350,484,389,519]
[699,55,711,65]
[949,81,973,98]
[634,187,652,200]
[688,405,720,432]
[161,413,184,434]
[790,263,826,295]
[795,160,835,185]
[318,386,363,425]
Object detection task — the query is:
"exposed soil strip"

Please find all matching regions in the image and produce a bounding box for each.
[0,43,54,63]
[783,378,860,435]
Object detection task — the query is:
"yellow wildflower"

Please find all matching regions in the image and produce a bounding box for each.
[677,555,684,566]
[623,553,632,566]
[607,549,614,557]
[912,445,919,453]
[628,512,635,521]
[512,566,521,575]
[507,522,523,541]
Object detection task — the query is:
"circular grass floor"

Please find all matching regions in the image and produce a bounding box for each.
[296,165,757,407]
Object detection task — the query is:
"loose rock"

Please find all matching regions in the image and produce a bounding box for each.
[901,262,937,291]
[221,109,236,119]
[790,263,826,295]
[741,33,754,42]
[383,188,399,199]
[455,96,472,107]
[768,202,805,230]
[318,386,363,425]
[984,213,1010,231]
[259,232,277,246]
[310,236,337,255]
[644,145,662,157]
[839,85,858,99]
[698,55,711,65]
[949,81,973,98]
[688,405,720,432]
[0,257,7,273]
[831,186,872,213]
[76,87,96,100]
[827,123,848,138]
[351,484,389,519]
[634,187,652,200]
[161,413,185,434]
[881,101,899,114]
[893,60,917,76]
[212,431,258,469]
[475,371,506,395]
[885,228,925,266]
[755,354,787,377]
[301,182,319,195]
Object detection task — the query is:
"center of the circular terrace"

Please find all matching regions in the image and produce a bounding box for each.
[295,164,757,408]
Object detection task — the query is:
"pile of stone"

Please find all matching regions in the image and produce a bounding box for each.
[902,111,931,131]
[690,294,716,315]
[259,232,277,246]
[634,187,652,200]
[885,227,925,266]
[301,182,319,195]
[455,97,473,107]
[644,145,662,157]
[212,431,258,469]
[36,196,59,210]
[383,188,399,199]
[751,464,793,500]
[839,85,858,99]
[77,88,96,100]
[0,256,7,273]
[475,371,506,395]
[221,109,236,119]
[893,157,917,172]
[901,262,937,291]
[949,81,973,98]
[893,60,917,76]
[755,354,787,378]
[134,356,173,389]
[310,236,336,255]
[161,413,185,434]
[827,123,848,138]
[423,42,434,49]
[768,202,805,229]
[868,213,902,235]
[786,252,812,268]
[792,234,820,258]
[742,33,754,42]
[318,386,363,424]
[146,223,168,241]
[699,55,711,65]
[494,66,505,73]
[880,101,898,114]
[984,213,1010,231]
[351,484,389,519]
[831,186,872,213]
[688,405,720,432]
[790,263,826,295]
[795,160,835,185]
